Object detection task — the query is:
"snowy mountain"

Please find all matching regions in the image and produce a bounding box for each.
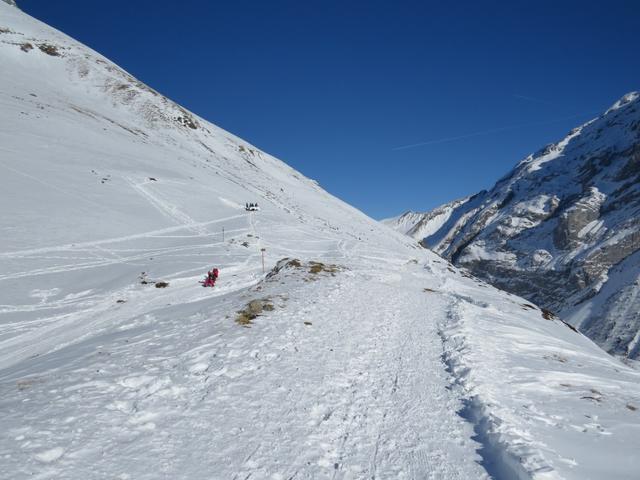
[382,196,470,242]
[2,3,640,479]
[386,93,640,361]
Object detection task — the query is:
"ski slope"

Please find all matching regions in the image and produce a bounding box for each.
[1,2,640,479]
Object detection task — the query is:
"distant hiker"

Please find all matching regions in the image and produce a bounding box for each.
[209,268,219,283]
[203,267,219,287]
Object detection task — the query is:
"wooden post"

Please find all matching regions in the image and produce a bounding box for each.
[261,248,266,273]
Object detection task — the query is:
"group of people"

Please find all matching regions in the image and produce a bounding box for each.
[245,202,259,211]
[203,267,219,287]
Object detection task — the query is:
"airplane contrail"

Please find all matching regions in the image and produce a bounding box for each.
[512,93,553,105]
[392,111,598,151]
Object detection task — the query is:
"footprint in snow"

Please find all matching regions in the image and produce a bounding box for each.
[34,447,64,463]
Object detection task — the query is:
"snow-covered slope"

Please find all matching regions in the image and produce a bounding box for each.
[388,93,640,360]
[382,196,470,241]
[2,4,640,479]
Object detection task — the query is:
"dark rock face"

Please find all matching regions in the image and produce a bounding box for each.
[553,188,604,250]
[389,92,640,359]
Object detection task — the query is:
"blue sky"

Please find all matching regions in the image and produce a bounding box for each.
[19,0,640,219]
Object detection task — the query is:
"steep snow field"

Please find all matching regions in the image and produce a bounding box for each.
[1,3,640,479]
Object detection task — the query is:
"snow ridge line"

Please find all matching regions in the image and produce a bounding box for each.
[438,295,558,480]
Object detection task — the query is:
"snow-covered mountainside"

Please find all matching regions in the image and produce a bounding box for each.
[382,196,469,241]
[2,3,640,479]
[388,93,640,361]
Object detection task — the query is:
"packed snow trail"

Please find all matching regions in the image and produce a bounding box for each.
[1,257,486,480]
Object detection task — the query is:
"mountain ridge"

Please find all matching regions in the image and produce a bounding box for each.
[385,91,640,358]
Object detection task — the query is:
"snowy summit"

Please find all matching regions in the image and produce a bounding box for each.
[1,3,639,480]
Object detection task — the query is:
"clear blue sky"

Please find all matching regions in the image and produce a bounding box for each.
[19,0,640,219]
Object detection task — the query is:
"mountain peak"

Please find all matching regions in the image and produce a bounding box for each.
[605,90,639,114]
[2,0,17,6]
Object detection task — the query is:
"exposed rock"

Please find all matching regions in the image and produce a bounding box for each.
[553,187,605,250]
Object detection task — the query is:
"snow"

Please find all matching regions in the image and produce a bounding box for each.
[459,244,517,264]
[34,447,65,463]
[1,3,640,479]
[382,197,470,242]
[437,268,640,480]
[605,91,639,115]
[525,126,582,172]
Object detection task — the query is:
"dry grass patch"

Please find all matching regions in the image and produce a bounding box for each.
[308,261,339,275]
[235,298,275,327]
[38,43,60,56]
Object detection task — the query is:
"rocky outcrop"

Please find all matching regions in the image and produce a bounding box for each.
[387,92,640,359]
[553,187,605,250]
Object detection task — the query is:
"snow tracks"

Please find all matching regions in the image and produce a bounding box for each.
[0,258,488,480]
[208,263,488,479]
[434,267,640,480]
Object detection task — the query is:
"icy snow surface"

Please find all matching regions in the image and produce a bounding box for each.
[1,3,640,479]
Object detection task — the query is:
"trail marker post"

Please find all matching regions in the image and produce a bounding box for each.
[261,248,266,273]
[222,227,225,242]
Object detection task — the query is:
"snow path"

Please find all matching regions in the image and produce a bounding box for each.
[0,259,487,480]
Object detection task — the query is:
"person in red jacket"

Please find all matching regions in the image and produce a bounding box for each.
[203,268,219,287]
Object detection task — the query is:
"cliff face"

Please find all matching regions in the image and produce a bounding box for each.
[388,92,640,359]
